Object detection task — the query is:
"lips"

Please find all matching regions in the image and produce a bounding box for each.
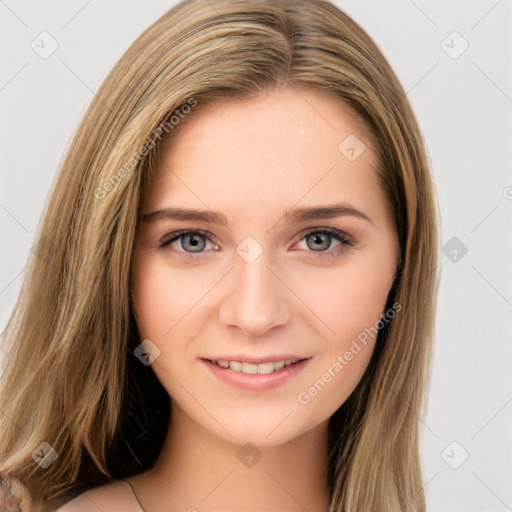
[207,358,303,375]
[201,356,312,391]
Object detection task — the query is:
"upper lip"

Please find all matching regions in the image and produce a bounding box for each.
[202,355,311,364]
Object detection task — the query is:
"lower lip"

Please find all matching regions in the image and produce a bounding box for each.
[202,358,311,391]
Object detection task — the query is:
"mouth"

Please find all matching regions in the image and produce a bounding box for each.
[205,357,307,375]
[201,356,312,391]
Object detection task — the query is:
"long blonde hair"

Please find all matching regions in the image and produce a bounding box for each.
[0,1,440,510]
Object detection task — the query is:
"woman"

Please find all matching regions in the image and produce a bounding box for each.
[0,0,440,510]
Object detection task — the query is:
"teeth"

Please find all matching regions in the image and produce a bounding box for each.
[273,361,285,370]
[255,362,274,374]
[229,361,242,371]
[214,359,299,374]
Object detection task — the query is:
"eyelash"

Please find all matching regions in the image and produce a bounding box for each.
[158,227,355,261]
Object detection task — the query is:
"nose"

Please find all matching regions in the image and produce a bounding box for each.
[217,251,292,337]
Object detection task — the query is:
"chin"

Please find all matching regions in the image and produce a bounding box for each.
[202,408,327,449]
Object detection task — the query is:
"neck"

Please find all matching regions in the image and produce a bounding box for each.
[131,405,331,512]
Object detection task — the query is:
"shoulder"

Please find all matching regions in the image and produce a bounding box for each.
[54,480,140,512]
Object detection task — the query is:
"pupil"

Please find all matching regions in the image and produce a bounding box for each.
[307,233,330,251]
[185,235,204,252]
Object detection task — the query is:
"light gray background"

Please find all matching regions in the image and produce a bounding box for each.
[1,1,511,510]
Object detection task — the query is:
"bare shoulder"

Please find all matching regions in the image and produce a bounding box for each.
[53,480,140,512]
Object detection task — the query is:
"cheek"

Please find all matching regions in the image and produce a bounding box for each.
[131,249,213,338]
[292,255,395,342]
[131,267,175,339]
[295,264,393,413]
[289,248,397,406]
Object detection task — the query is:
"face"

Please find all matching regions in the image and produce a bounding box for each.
[131,87,400,448]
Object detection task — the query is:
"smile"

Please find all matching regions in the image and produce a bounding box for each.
[210,359,301,374]
[202,357,312,391]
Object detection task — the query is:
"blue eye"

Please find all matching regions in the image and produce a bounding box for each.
[298,227,354,260]
[159,230,218,254]
[303,230,350,251]
[158,227,354,260]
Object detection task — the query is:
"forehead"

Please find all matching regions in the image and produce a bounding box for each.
[141,87,388,228]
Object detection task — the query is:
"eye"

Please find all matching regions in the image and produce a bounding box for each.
[158,227,355,260]
[159,229,219,255]
[295,227,354,259]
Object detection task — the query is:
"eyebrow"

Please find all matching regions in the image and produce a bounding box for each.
[140,202,374,226]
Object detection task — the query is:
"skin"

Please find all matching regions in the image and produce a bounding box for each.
[128,86,400,512]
